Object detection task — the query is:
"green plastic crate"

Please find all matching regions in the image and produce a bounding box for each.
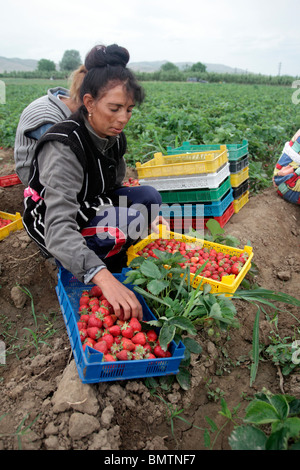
[167,140,248,162]
[159,176,232,204]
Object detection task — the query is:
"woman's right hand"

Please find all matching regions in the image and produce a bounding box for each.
[91,268,143,321]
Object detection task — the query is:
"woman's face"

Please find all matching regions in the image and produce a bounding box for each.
[84,84,135,138]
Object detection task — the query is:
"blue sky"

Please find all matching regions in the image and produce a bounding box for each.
[1,0,299,76]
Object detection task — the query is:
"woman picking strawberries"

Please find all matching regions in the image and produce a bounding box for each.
[23,44,169,322]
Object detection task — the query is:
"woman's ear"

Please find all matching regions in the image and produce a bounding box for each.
[83,93,95,115]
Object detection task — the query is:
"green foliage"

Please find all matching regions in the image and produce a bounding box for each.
[229,390,300,450]
[37,59,56,72]
[59,49,82,72]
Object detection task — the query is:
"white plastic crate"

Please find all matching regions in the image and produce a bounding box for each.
[138,163,230,191]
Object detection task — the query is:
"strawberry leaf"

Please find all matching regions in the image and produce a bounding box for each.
[147,279,169,295]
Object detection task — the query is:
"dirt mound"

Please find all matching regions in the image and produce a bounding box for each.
[0,148,299,451]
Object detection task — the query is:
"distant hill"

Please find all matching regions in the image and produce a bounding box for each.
[0,56,249,75]
[0,56,38,72]
[129,61,250,74]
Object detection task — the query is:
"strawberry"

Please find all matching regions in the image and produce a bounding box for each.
[146,352,156,359]
[79,313,90,323]
[93,340,108,354]
[77,320,87,330]
[79,306,90,314]
[154,344,169,358]
[88,313,103,328]
[87,326,102,340]
[116,350,132,361]
[121,322,134,338]
[129,317,142,332]
[82,338,96,351]
[98,306,110,316]
[103,353,116,362]
[108,325,121,336]
[132,332,146,346]
[103,315,117,329]
[146,329,158,342]
[99,333,114,350]
[100,299,113,313]
[79,296,90,306]
[79,329,88,342]
[90,286,103,298]
[121,337,135,351]
[132,345,146,360]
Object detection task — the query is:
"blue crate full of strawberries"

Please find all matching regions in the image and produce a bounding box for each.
[55,267,185,384]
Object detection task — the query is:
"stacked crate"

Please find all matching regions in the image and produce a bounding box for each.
[166,139,249,214]
[137,145,233,232]
[226,140,249,214]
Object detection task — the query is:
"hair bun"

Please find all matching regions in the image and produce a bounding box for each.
[84,44,130,71]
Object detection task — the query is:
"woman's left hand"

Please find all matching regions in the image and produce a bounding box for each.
[151,215,170,233]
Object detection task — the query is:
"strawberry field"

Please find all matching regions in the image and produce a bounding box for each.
[0,79,300,452]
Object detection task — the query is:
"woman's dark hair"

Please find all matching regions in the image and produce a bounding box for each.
[80,44,145,106]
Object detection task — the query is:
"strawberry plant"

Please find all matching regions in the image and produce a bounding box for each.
[125,248,239,389]
[228,390,300,450]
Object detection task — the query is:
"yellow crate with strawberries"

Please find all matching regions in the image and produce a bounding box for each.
[0,211,24,241]
[126,225,253,295]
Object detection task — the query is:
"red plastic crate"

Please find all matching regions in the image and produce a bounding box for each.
[170,201,234,232]
[0,174,22,187]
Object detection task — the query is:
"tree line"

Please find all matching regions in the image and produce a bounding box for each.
[0,53,298,86]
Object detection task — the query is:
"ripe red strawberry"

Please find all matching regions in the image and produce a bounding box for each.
[99,333,114,350]
[98,306,110,316]
[88,313,103,328]
[143,342,152,354]
[121,337,135,351]
[146,329,158,342]
[90,285,103,298]
[129,317,142,332]
[79,313,90,323]
[146,352,156,359]
[79,329,88,342]
[77,320,87,330]
[82,338,96,351]
[103,315,117,329]
[108,325,121,336]
[154,344,169,358]
[132,332,146,346]
[100,299,113,313]
[93,341,108,354]
[103,353,116,362]
[87,326,102,340]
[116,350,132,361]
[79,295,90,306]
[121,322,134,338]
[79,306,90,314]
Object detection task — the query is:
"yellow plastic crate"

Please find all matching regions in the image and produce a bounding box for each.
[126,225,253,295]
[233,191,249,214]
[0,211,24,241]
[136,146,228,179]
[230,166,249,187]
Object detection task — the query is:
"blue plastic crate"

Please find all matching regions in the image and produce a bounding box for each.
[159,188,233,218]
[55,267,185,384]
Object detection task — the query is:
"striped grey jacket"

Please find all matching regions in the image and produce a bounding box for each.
[14,87,71,185]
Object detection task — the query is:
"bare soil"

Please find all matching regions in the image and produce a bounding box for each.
[0,148,299,451]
